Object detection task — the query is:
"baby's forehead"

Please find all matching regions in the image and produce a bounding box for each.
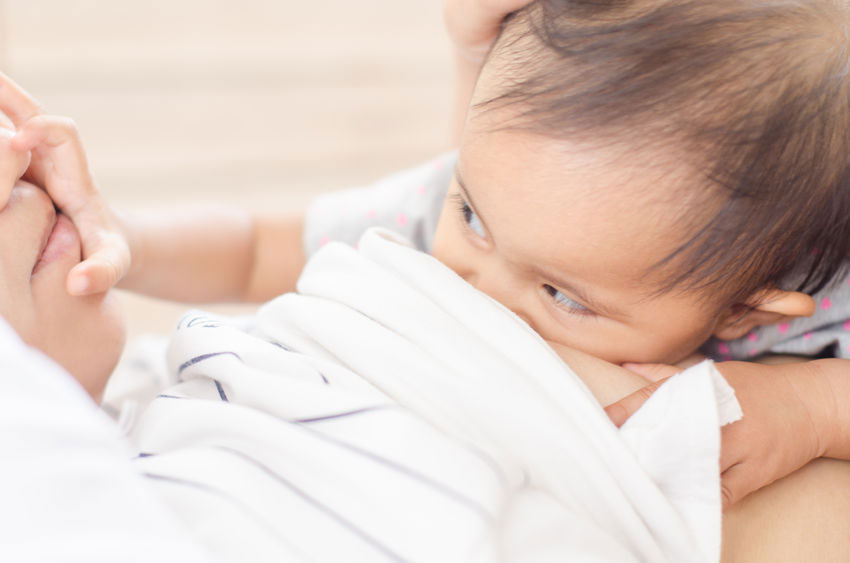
[457,131,714,293]
[461,122,713,214]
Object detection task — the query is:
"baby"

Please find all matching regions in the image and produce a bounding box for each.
[1,0,848,512]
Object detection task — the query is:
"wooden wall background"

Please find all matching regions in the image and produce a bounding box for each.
[1,0,454,338]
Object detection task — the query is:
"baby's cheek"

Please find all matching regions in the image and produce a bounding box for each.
[588,326,704,366]
[653,327,716,365]
[545,327,632,365]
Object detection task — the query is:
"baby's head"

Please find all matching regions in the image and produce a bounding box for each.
[432,0,850,364]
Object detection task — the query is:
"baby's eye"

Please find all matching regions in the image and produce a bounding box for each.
[459,200,486,238]
[543,284,590,314]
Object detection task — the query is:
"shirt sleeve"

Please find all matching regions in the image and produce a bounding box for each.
[303,151,457,257]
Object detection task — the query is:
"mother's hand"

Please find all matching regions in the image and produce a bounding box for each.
[444,0,535,63]
[444,0,536,142]
[606,359,832,510]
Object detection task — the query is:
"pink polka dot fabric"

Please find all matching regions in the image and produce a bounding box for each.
[707,278,850,360]
[302,152,457,259]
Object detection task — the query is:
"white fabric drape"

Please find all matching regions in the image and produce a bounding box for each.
[130,228,740,562]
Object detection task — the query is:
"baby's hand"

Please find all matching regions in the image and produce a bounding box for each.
[0,73,129,295]
[444,0,535,63]
[606,360,834,508]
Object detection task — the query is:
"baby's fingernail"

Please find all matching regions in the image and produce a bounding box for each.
[68,275,89,295]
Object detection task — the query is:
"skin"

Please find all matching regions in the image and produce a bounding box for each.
[443,0,533,143]
[0,179,125,401]
[431,119,797,366]
[0,76,127,400]
[435,13,818,365]
[443,0,827,363]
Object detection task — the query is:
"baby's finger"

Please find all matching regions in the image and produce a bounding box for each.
[0,112,14,130]
[13,116,94,210]
[12,115,82,151]
[67,241,129,295]
[0,128,31,209]
[604,378,669,427]
[0,72,43,128]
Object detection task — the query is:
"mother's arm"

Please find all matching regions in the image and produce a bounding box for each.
[548,344,850,562]
[721,355,850,561]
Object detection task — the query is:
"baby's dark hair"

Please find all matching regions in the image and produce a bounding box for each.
[479,0,850,306]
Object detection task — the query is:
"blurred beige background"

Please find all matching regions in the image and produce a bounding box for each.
[1,0,454,339]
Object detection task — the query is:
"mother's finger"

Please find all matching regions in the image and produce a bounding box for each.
[0,72,43,128]
[718,424,739,471]
[719,462,770,510]
[446,0,536,47]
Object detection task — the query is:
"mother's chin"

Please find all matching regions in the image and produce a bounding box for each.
[29,218,127,402]
[0,181,126,402]
[32,290,126,402]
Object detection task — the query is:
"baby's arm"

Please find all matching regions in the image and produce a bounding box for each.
[118,207,305,303]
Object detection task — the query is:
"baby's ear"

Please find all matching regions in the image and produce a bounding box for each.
[712,289,816,341]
